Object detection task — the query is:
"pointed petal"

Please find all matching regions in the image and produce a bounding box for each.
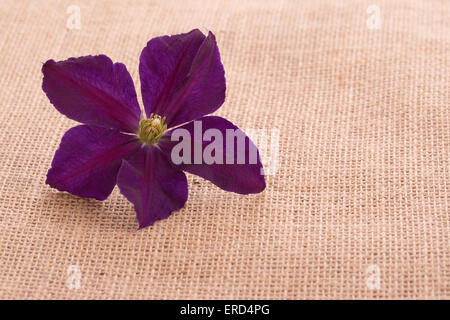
[159,116,266,194]
[42,55,141,133]
[139,30,225,127]
[117,146,188,229]
[47,125,141,200]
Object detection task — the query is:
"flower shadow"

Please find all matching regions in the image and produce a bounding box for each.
[38,189,137,232]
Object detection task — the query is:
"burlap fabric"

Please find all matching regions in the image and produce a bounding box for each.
[0,0,448,299]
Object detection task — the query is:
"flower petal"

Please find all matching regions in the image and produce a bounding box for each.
[47,125,141,201]
[117,146,188,229]
[139,29,225,127]
[42,55,141,133]
[159,116,266,194]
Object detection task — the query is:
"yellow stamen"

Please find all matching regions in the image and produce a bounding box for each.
[138,113,167,145]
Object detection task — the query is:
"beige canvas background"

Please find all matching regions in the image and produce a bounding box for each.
[0,0,448,299]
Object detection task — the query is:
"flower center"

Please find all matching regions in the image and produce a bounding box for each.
[138,114,167,145]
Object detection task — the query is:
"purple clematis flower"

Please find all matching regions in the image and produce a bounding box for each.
[42,29,265,229]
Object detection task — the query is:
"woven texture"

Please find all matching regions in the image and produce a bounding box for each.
[0,0,449,299]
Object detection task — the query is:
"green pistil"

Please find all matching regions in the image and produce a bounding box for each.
[138,114,167,145]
